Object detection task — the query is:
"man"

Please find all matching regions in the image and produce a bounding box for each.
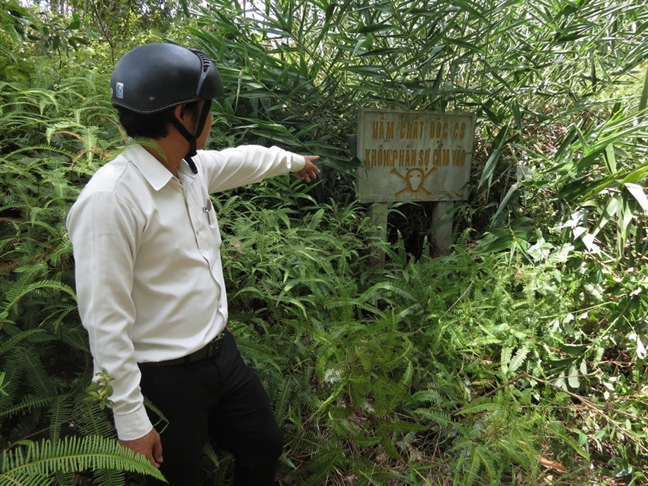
[66,43,320,485]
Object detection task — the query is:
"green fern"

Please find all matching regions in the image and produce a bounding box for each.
[0,331,45,357]
[21,351,55,399]
[71,401,114,440]
[296,444,347,486]
[0,347,28,413]
[0,394,58,420]
[0,435,165,484]
[47,397,73,443]
[4,279,77,314]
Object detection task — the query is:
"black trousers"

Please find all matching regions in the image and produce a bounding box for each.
[138,332,284,486]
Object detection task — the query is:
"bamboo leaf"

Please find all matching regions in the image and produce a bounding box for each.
[639,66,648,113]
[479,125,510,192]
[624,183,648,212]
[356,24,392,34]
[603,144,617,174]
[491,183,519,224]
[592,196,620,236]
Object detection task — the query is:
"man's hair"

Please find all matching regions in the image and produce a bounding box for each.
[116,102,201,140]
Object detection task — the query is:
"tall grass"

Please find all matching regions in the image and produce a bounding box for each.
[190,0,648,254]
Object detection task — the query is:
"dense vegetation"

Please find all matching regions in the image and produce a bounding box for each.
[2,0,648,484]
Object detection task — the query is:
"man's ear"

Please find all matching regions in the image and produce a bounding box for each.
[174,104,188,121]
[174,103,197,132]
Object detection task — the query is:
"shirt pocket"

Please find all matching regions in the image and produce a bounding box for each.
[203,198,221,248]
[202,197,218,230]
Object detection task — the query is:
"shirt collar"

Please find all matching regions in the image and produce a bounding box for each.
[125,144,196,191]
[177,157,198,184]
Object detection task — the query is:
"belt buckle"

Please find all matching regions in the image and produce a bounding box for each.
[208,332,224,357]
[207,339,217,356]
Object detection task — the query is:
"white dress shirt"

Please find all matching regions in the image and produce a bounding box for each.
[66,143,305,440]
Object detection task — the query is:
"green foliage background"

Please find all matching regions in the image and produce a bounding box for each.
[2,0,648,484]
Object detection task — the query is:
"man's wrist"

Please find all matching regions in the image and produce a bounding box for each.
[291,153,306,171]
[114,404,153,441]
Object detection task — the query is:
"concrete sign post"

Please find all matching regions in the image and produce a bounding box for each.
[356,109,474,253]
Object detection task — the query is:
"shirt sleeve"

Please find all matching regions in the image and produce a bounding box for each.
[66,191,152,441]
[195,145,306,193]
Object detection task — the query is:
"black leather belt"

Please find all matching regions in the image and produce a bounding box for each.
[139,332,226,367]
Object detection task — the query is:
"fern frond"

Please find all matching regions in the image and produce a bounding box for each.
[454,401,501,416]
[411,389,445,406]
[295,373,318,415]
[360,281,418,305]
[0,348,27,413]
[0,393,57,419]
[53,470,76,486]
[412,408,453,426]
[545,420,590,460]
[0,436,164,482]
[235,340,282,372]
[500,346,513,376]
[70,401,114,439]
[23,350,56,396]
[0,330,46,356]
[0,258,21,275]
[508,345,530,374]
[271,376,295,426]
[90,468,126,486]
[48,397,74,442]
[202,442,221,469]
[142,397,169,433]
[6,145,77,161]
[473,445,497,483]
[58,325,88,351]
[4,279,77,312]
[298,445,347,486]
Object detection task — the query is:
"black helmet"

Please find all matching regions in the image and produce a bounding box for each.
[110,43,224,113]
[110,43,224,173]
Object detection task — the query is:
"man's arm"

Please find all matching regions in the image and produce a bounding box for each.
[67,191,161,465]
[196,145,319,193]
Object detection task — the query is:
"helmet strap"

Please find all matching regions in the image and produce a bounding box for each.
[165,100,212,174]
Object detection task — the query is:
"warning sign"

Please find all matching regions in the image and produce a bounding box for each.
[356,109,475,202]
